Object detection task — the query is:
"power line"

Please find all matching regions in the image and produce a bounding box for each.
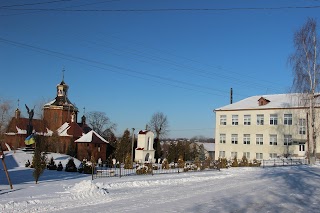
[0,0,74,8]
[2,5,320,12]
[0,37,231,97]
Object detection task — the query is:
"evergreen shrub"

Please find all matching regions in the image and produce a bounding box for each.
[65,158,77,172]
[47,157,57,170]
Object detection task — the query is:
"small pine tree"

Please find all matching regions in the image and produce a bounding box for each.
[231,156,238,167]
[124,153,133,169]
[47,157,57,170]
[240,155,249,167]
[32,138,47,184]
[219,158,227,168]
[65,158,77,172]
[177,155,185,168]
[198,144,205,161]
[194,157,201,170]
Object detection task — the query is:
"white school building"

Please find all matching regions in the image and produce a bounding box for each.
[214,93,320,161]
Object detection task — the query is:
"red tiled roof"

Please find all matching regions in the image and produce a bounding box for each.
[66,122,84,138]
[6,117,49,134]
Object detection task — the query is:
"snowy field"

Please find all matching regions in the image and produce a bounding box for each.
[1,150,320,213]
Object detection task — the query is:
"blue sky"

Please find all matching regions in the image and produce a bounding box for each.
[0,0,319,138]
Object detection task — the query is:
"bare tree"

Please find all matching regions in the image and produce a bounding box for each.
[86,111,116,137]
[148,111,169,139]
[148,112,169,159]
[289,18,320,163]
[0,100,12,144]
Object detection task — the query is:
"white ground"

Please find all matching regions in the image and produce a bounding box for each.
[1,150,320,213]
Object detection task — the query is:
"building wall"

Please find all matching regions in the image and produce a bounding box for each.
[43,107,75,131]
[215,107,313,160]
[4,134,26,150]
[77,143,107,162]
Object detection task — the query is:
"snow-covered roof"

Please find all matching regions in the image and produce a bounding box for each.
[75,130,108,144]
[196,142,215,152]
[57,122,71,137]
[43,99,55,107]
[215,93,316,111]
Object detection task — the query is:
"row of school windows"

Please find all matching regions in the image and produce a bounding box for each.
[220,114,306,128]
[219,133,305,146]
[219,151,267,160]
[218,146,305,160]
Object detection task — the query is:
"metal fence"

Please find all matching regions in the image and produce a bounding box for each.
[93,158,308,179]
[261,158,308,168]
[94,161,220,179]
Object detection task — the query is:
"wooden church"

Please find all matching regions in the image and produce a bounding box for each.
[4,76,109,162]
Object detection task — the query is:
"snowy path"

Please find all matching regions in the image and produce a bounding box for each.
[1,165,320,212]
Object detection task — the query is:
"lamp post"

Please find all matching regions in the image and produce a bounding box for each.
[131,128,135,163]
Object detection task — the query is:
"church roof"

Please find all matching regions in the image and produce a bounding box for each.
[44,97,78,111]
[57,122,84,137]
[74,130,108,144]
[5,117,51,136]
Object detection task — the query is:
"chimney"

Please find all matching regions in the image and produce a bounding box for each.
[81,115,86,125]
[230,88,233,104]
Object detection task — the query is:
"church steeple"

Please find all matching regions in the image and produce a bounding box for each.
[43,69,78,130]
[57,68,69,98]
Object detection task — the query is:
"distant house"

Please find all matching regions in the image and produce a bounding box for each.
[195,142,215,159]
[4,76,109,162]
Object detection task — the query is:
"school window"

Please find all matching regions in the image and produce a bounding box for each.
[231,152,238,158]
[284,135,292,145]
[232,115,238,125]
[299,118,306,135]
[257,114,264,125]
[220,134,226,144]
[219,151,225,158]
[270,114,278,125]
[284,114,292,125]
[220,115,227,125]
[231,134,238,144]
[299,144,305,152]
[243,134,250,145]
[269,153,277,159]
[256,153,263,160]
[243,152,250,159]
[244,115,251,125]
[256,134,263,145]
[270,134,277,145]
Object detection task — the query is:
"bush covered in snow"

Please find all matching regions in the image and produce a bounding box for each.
[136,163,152,175]
[162,158,169,170]
[78,159,93,174]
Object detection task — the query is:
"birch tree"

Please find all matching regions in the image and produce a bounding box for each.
[289,18,320,162]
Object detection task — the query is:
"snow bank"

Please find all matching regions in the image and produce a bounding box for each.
[68,180,109,198]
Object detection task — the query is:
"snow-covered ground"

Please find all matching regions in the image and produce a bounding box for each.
[1,150,320,213]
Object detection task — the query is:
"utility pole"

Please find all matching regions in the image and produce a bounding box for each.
[307,112,310,164]
[131,128,135,162]
[0,143,13,189]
